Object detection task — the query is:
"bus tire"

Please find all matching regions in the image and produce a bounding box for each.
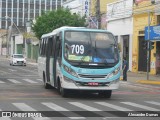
[98,90,112,98]
[43,72,51,89]
[58,80,68,97]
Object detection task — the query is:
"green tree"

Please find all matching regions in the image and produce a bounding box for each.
[32,8,86,39]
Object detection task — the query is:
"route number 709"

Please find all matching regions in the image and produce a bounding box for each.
[71,45,84,55]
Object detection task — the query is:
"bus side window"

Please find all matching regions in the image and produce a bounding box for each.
[52,36,56,57]
[48,37,53,57]
[39,39,43,56]
[56,34,62,66]
[45,39,49,56]
[41,39,46,56]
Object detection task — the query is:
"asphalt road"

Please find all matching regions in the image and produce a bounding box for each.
[0,57,160,120]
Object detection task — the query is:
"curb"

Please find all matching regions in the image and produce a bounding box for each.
[136,80,160,85]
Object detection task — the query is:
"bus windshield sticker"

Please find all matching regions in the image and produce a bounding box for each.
[68,55,90,62]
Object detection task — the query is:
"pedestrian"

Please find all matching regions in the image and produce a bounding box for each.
[122,57,128,81]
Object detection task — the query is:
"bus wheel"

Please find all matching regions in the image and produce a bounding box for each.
[43,73,51,89]
[59,81,68,97]
[98,90,112,98]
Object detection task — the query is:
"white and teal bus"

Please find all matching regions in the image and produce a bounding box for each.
[38,26,120,98]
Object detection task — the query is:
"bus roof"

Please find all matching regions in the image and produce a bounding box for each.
[41,26,110,39]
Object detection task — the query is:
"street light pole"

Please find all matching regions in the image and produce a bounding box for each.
[6,17,13,57]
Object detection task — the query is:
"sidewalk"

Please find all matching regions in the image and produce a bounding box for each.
[121,71,160,85]
[26,58,38,66]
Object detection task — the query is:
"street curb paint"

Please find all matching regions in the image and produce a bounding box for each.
[120,76,123,80]
[136,80,160,85]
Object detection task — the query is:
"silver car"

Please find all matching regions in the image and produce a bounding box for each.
[10,54,26,66]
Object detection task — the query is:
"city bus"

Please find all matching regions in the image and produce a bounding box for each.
[38,26,120,98]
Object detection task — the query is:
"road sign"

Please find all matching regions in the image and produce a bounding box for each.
[145,25,160,40]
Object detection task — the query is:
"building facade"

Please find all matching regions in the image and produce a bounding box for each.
[0,0,63,29]
[132,0,160,75]
[0,0,63,58]
[0,0,63,59]
[89,0,117,29]
[106,0,133,71]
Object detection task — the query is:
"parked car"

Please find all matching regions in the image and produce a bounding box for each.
[10,54,26,66]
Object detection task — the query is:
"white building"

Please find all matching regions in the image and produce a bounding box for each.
[106,0,133,71]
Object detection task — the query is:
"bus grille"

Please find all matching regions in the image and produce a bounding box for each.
[78,74,107,79]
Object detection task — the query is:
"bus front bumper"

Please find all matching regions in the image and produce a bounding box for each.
[61,77,120,90]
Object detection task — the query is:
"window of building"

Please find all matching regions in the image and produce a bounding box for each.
[19,0,23,3]
[157,15,160,25]
[8,0,12,2]
[41,0,45,4]
[46,0,50,5]
[52,1,55,5]
[2,8,6,12]
[19,18,23,22]
[7,8,12,12]
[30,9,34,13]
[36,9,39,13]
[30,0,34,4]
[13,8,17,12]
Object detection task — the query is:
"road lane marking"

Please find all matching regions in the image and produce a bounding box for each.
[36,79,42,81]
[41,102,69,111]
[8,69,17,72]
[22,79,38,83]
[0,70,7,74]
[12,103,36,111]
[95,102,133,111]
[7,79,21,83]
[12,103,50,120]
[69,102,102,111]
[145,101,160,106]
[69,117,86,119]
[41,102,85,119]
[121,102,160,111]
[0,81,5,83]
[10,67,37,74]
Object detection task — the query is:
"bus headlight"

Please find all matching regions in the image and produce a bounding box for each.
[107,67,120,79]
[63,76,74,83]
[63,64,78,77]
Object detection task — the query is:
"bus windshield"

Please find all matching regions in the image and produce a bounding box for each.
[64,31,119,67]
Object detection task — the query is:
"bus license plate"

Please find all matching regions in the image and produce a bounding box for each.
[88,82,99,86]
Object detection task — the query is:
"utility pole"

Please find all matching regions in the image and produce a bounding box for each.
[147,11,151,80]
[96,0,101,29]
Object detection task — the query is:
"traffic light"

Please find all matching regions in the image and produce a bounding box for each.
[150,42,155,50]
[142,41,147,50]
